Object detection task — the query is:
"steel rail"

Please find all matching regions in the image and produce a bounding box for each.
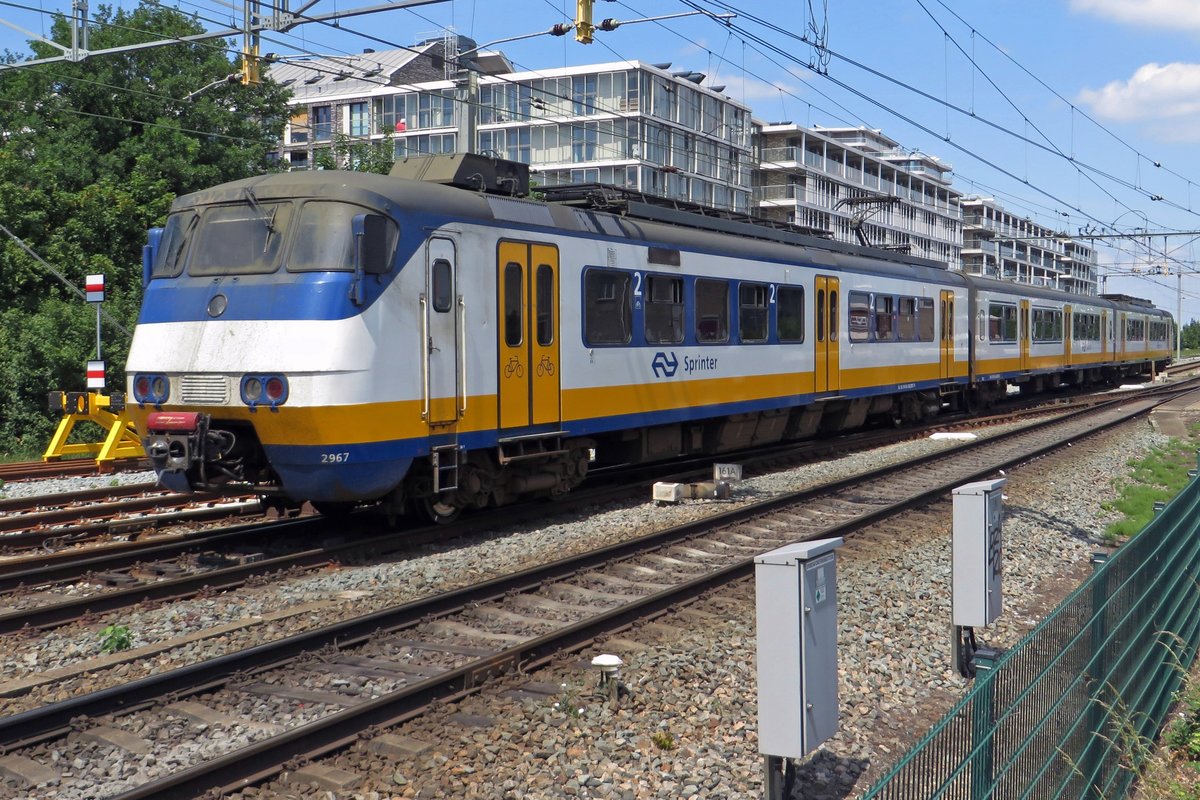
[0,386,1185,800]
[101,390,1185,800]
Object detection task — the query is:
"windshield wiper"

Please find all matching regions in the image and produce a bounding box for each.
[243,187,277,234]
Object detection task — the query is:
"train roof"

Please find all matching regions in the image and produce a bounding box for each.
[169,167,1167,318]
[170,168,963,286]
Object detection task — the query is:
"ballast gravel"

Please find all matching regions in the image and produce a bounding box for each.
[0,419,1165,799]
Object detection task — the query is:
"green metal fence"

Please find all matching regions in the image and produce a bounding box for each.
[861,465,1200,800]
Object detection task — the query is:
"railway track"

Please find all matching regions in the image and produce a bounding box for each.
[0,380,1177,638]
[0,382,1185,799]
[0,459,147,483]
[0,485,261,546]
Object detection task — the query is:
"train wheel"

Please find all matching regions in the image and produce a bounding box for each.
[421,497,463,524]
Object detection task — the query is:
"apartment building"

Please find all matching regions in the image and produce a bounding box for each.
[270,37,756,212]
[960,197,1099,295]
[754,124,962,266]
[269,42,1099,295]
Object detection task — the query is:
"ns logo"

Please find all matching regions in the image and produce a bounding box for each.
[651,352,679,378]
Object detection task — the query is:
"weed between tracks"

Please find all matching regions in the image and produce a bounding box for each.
[1102,422,1200,545]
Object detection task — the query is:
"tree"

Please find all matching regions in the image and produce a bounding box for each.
[316,133,396,174]
[0,2,291,456]
[1179,320,1200,352]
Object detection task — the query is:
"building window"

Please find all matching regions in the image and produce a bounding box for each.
[572,74,597,115]
[348,102,368,137]
[289,110,308,144]
[312,105,332,142]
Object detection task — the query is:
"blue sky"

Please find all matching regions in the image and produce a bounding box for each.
[4,0,1200,322]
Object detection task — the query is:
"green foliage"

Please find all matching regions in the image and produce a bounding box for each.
[1165,680,1200,766]
[552,682,584,718]
[0,2,291,457]
[1103,434,1200,543]
[650,730,676,750]
[1178,320,1200,352]
[99,623,134,653]
[318,133,396,174]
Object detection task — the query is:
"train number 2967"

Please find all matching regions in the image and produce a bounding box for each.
[321,452,351,464]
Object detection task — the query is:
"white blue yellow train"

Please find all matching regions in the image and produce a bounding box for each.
[126,154,1173,520]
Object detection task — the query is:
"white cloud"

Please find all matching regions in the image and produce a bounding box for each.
[709,70,807,105]
[1071,0,1200,29]
[1078,62,1200,123]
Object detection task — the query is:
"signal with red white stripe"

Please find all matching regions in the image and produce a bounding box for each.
[85,274,105,303]
[86,360,105,389]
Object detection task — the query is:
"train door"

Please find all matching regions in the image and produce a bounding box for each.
[424,238,460,425]
[1118,313,1127,358]
[1064,304,1073,366]
[1019,299,1031,371]
[814,276,840,393]
[1101,311,1109,357]
[939,290,955,380]
[497,240,561,430]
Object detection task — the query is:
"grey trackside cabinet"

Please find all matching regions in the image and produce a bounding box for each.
[755,537,843,760]
[952,477,1006,627]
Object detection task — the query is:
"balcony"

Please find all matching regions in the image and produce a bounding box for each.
[755,184,800,203]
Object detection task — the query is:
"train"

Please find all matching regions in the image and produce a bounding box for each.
[125,154,1173,521]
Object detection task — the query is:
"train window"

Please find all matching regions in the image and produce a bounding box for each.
[535,265,554,346]
[695,279,729,343]
[190,202,294,276]
[289,202,396,273]
[504,263,523,346]
[778,287,805,342]
[583,268,632,345]
[1126,317,1145,341]
[917,297,935,341]
[829,290,838,338]
[739,283,769,343]
[1074,312,1101,340]
[648,247,681,267]
[848,292,870,342]
[816,289,825,343]
[874,295,895,341]
[988,303,1018,343]
[432,259,453,313]
[645,275,684,344]
[1032,309,1062,342]
[897,297,917,341]
[152,211,197,278]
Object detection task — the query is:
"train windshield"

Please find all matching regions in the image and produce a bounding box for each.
[288,201,396,272]
[189,201,294,276]
[151,211,196,278]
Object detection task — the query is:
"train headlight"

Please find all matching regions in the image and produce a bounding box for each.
[264,377,287,403]
[133,373,170,405]
[240,374,289,410]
